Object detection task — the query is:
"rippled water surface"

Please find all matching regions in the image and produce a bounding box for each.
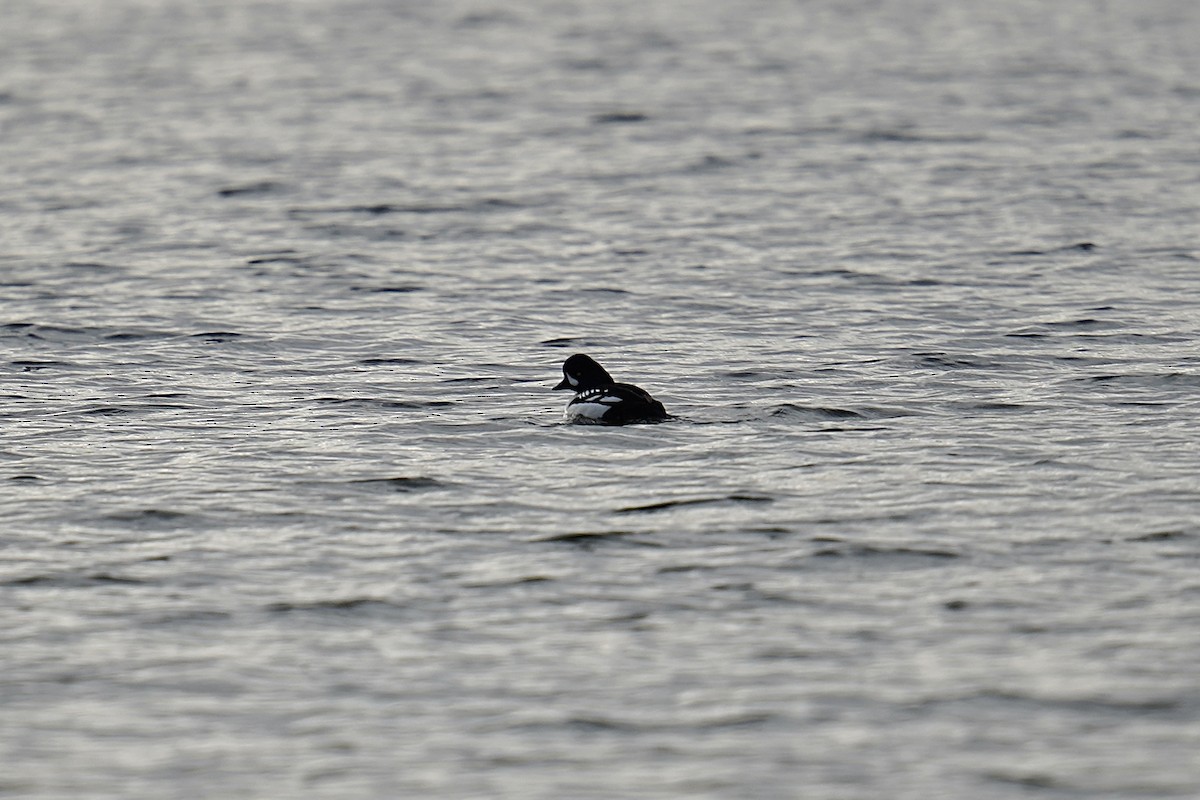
[3,1,1200,797]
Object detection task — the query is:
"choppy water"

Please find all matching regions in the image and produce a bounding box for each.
[3,1,1200,798]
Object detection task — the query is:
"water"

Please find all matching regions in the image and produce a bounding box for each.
[3,1,1200,797]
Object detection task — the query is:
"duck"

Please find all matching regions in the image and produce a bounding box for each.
[553,353,668,425]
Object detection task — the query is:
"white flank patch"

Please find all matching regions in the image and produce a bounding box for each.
[565,401,613,420]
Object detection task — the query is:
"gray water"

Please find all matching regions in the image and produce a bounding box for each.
[3,1,1200,798]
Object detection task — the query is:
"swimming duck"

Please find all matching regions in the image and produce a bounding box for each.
[553,353,668,425]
